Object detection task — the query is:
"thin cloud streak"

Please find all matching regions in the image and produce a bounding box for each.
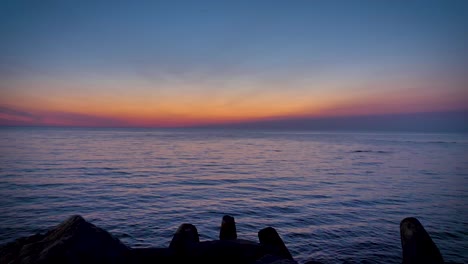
[0,105,130,127]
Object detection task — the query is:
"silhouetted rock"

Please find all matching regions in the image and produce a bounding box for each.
[258,227,294,260]
[1,215,446,264]
[190,239,267,263]
[169,223,199,253]
[0,234,45,264]
[220,215,238,240]
[128,247,174,264]
[400,217,444,264]
[0,215,129,264]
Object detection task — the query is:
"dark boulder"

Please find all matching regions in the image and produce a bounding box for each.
[0,215,129,264]
[7,214,448,264]
[0,214,297,264]
[258,227,294,260]
[220,215,238,240]
[400,217,444,264]
[188,239,267,263]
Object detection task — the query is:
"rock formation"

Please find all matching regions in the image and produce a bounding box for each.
[0,215,129,264]
[0,215,296,264]
[0,215,446,264]
[400,217,444,264]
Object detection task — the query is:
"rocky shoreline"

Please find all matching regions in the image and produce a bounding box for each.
[0,215,445,264]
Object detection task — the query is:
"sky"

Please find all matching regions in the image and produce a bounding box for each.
[0,0,467,130]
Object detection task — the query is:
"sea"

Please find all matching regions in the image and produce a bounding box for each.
[0,127,466,263]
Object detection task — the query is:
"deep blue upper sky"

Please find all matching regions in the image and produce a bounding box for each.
[2,0,467,75]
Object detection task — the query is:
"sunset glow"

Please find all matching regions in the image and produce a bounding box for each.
[1,1,467,128]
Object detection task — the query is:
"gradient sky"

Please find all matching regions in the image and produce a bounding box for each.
[1,0,467,128]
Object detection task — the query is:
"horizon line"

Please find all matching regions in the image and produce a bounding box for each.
[1,110,467,133]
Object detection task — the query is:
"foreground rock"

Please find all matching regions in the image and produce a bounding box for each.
[0,215,129,264]
[0,215,297,264]
[400,217,444,264]
[0,215,448,264]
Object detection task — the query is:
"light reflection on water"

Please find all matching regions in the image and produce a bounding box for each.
[0,128,467,263]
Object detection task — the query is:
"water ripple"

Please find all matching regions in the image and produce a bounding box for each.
[0,128,467,264]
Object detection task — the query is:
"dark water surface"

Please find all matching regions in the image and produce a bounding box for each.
[0,127,467,263]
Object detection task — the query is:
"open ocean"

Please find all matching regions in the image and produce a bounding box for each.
[0,127,466,263]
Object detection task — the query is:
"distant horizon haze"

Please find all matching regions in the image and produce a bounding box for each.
[1,109,467,133]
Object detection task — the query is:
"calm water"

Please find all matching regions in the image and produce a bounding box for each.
[0,127,467,263]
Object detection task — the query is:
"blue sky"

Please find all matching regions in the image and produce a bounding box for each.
[0,0,467,130]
